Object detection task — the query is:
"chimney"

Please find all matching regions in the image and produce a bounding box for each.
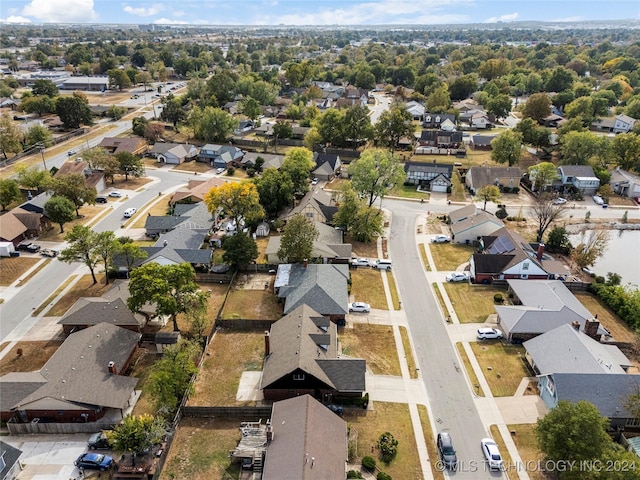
[303,259,308,268]
[537,243,545,261]
[108,361,116,374]
[264,331,271,357]
[571,321,580,331]
[584,318,600,339]
[266,423,274,442]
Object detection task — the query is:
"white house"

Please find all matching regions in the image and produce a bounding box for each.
[557,165,600,195]
[610,167,640,199]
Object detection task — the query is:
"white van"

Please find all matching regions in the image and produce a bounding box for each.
[123,207,137,218]
[373,259,392,270]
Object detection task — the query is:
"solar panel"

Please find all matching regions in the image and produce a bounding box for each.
[487,235,515,254]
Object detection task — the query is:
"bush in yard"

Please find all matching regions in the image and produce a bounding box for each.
[494,293,504,304]
[377,472,392,480]
[347,471,364,479]
[362,456,376,471]
[227,166,235,176]
[495,206,508,219]
[378,432,399,462]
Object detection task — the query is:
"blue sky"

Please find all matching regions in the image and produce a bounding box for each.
[1,0,638,25]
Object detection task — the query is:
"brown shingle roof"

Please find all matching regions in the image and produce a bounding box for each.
[0,212,28,241]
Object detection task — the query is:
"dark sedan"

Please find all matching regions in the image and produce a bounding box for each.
[74,453,114,471]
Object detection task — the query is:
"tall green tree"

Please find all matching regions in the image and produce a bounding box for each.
[160,93,185,128]
[127,262,209,332]
[546,226,571,255]
[0,178,22,211]
[486,94,512,119]
[32,79,58,97]
[315,108,346,147]
[559,131,602,165]
[24,124,53,148]
[106,414,165,465]
[272,120,292,154]
[0,113,23,159]
[277,213,319,263]
[49,173,96,216]
[240,96,261,122]
[44,196,76,234]
[20,96,56,117]
[85,148,119,184]
[255,168,294,218]
[476,185,501,212]
[93,231,119,285]
[222,232,259,267]
[610,133,640,173]
[147,340,201,415]
[116,152,145,181]
[491,130,523,166]
[189,106,237,143]
[348,148,406,207]
[16,165,51,192]
[528,162,559,192]
[56,94,92,129]
[280,147,315,196]
[59,225,101,284]
[115,237,148,272]
[374,106,414,153]
[344,105,374,149]
[107,68,132,90]
[522,93,552,121]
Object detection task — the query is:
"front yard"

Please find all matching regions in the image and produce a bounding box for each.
[0,340,63,375]
[340,323,401,376]
[43,274,111,316]
[429,243,475,271]
[0,257,41,286]
[350,268,387,310]
[508,423,549,480]
[469,342,531,397]
[444,283,506,323]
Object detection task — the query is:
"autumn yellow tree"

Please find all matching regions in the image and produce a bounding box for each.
[204,181,264,229]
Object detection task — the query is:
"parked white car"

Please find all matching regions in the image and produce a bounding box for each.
[477,328,503,340]
[481,438,503,470]
[348,302,371,313]
[351,258,371,267]
[553,197,567,205]
[592,195,604,205]
[432,234,451,243]
[446,272,469,282]
[123,208,137,218]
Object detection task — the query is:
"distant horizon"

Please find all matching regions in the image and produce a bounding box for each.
[1,0,639,26]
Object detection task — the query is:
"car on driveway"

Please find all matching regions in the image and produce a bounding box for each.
[326,404,343,415]
[216,167,226,174]
[477,328,503,340]
[553,197,567,205]
[445,272,469,282]
[311,177,319,185]
[348,302,371,313]
[437,432,458,470]
[88,432,111,450]
[108,191,123,198]
[481,438,503,470]
[17,242,41,253]
[351,258,371,267]
[432,234,451,243]
[123,208,137,218]
[592,195,604,205]
[40,248,58,258]
[74,453,114,471]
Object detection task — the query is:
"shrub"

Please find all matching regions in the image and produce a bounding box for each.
[494,293,504,304]
[377,473,392,480]
[347,471,364,479]
[227,166,236,176]
[511,186,520,194]
[378,432,399,462]
[362,456,376,471]
[495,207,508,219]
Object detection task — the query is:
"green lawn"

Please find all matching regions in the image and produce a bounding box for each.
[450,169,467,202]
[470,343,531,397]
[388,184,430,200]
[429,243,474,271]
[444,283,506,323]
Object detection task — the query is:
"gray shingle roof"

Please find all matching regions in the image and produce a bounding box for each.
[449,204,477,224]
[57,297,144,327]
[0,440,22,479]
[467,166,522,190]
[263,395,347,480]
[559,165,597,177]
[507,280,592,319]
[278,264,349,315]
[0,372,47,413]
[450,211,503,235]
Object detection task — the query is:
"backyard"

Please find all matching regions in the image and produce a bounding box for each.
[469,342,531,397]
[340,324,401,376]
[444,283,506,323]
[220,287,282,321]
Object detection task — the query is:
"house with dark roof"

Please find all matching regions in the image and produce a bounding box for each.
[0,323,140,428]
[197,144,245,168]
[261,304,366,402]
[422,113,456,130]
[148,142,197,165]
[266,222,351,264]
[610,167,640,199]
[557,165,600,195]
[470,227,564,283]
[0,440,22,480]
[523,324,639,428]
[262,395,348,480]
[418,130,462,148]
[312,152,341,181]
[17,191,53,215]
[99,136,148,156]
[57,297,147,334]
[496,279,606,343]
[241,152,285,171]
[404,162,453,192]
[465,166,522,194]
[54,159,106,194]
[169,177,226,205]
[144,202,214,238]
[282,189,337,224]
[275,263,349,324]
[470,134,494,150]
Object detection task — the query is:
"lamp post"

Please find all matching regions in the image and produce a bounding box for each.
[38,144,47,171]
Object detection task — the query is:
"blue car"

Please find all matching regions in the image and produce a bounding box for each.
[75,453,114,471]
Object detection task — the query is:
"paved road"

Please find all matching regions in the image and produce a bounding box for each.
[387,199,504,479]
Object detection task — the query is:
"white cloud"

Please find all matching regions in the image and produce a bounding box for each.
[123,4,163,17]
[1,15,32,23]
[172,10,185,18]
[22,0,97,23]
[552,16,585,22]
[484,13,519,23]
[152,18,189,25]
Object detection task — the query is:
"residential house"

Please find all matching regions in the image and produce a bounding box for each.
[57,297,147,335]
[261,304,366,401]
[312,152,341,181]
[241,152,285,171]
[169,177,226,205]
[145,202,214,238]
[465,166,522,194]
[343,86,369,105]
[18,191,53,215]
[0,441,22,480]
[591,114,637,134]
[141,226,212,269]
[0,98,19,110]
[418,130,463,149]
[54,159,106,194]
[0,212,28,245]
[524,324,639,428]
[496,279,605,343]
[9,207,51,239]
[470,134,494,150]
[470,228,567,283]
[262,395,348,480]
[0,323,140,425]
[266,222,351,264]
[448,204,477,224]
[403,162,453,192]
[405,101,425,121]
[459,109,493,129]
[539,114,565,128]
[282,189,338,225]
[291,126,310,140]
[423,113,456,130]
[274,263,349,323]
[557,165,600,195]
[148,142,197,165]
[197,144,245,168]
[99,136,148,156]
[450,210,504,245]
[234,120,254,135]
[223,101,239,115]
[610,167,640,199]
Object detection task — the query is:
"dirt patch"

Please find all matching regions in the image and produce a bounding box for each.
[0,257,41,286]
[0,340,63,375]
[341,323,400,376]
[45,274,111,317]
[350,237,379,258]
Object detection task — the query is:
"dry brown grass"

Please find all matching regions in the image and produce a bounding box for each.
[418,404,445,480]
[129,348,160,417]
[470,343,531,397]
[0,257,41,286]
[387,271,401,310]
[444,283,506,323]
[221,287,282,320]
[350,238,379,258]
[131,194,172,228]
[0,340,62,375]
[399,326,418,379]
[171,162,212,174]
[456,342,485,397]
[419,243,431,271]
[38,206,104,242]
[159,417,242,480]
[341,323,400,376]
[44,274,111,317]
[161,283,228,336]
[489,425,516,480]
[508,424,550,480]
[345,402,422,479]
[350,268,387,310]
[189,330,264,406]
[575,292,640,344]
[429,243,474,271]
